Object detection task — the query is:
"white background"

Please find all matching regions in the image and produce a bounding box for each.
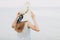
[0,0,60,40]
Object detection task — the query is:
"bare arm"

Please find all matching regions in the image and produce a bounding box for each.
[12,12,27,28]
[28,11,40,32]
[12,12,20,28]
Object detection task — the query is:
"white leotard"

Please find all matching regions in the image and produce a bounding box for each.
[16,8,33,40]
[16,1,33,40]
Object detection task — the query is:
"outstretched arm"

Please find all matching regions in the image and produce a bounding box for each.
[28,11,40,32]
[12,10,28,27]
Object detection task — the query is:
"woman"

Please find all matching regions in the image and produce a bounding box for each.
[12,8,40,40]
[12,0,40,40]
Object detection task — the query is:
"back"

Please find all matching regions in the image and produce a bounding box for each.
[16,22,31,40]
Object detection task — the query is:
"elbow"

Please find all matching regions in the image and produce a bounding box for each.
[34,26,40,32]
[12,25,14,28]
[12,24,15,28]
[35,28,40,32]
